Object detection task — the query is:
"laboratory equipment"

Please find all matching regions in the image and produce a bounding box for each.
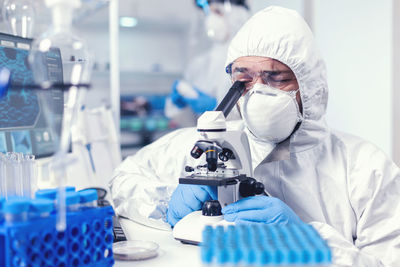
[173,81,265,244]
[28,198,54,219]
[201,224,332,266]
[78,188,98,208]
[0,194,114,267]
[64,191,80,211]
[113,240,159,261]
[2,0,35,38]
[120,94,178,156]
[0,152,37,199]
[95,187,128,243]
[0,32,64,158]
[0,197,4,222]
[2,197,29,223]
[28,0,92,231]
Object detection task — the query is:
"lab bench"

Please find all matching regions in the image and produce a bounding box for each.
[115,218,201,267]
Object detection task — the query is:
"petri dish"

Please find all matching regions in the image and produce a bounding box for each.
[113,240,159,261]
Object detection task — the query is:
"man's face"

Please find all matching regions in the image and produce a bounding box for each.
[230,56,302,112]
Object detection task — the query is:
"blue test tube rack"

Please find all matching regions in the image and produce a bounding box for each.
[201,224,332,266]
[0,200,114,267]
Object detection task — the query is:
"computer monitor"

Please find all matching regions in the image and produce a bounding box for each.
[0,32,64,158]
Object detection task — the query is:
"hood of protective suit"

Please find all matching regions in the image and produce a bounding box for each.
[226,6,328,153]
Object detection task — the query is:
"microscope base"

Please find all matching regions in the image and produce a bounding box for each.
[172,210,234,245]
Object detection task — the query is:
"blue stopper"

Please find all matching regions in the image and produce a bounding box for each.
[35,189,58,200]
[29,199,54,213]
[66,186,76,192]
[3,198,30,214]
[0,197,5,209]
[64,191,80,206]
[78,189,98,203]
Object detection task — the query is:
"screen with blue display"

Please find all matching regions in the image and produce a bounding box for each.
[0,33,64,158]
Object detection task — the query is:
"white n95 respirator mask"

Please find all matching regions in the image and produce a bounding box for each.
[239,83,303,143]
[205,13,229,42]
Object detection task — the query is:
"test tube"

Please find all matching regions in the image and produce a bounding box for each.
[0,197,5,223]
[63,191,80,212]
[78,189,98,209]
[15,153,24,196]
[5,153,17,197]
[2,197,30,223]
[29,198,54,219]
[35,187,75,200]
[28,155,37,194]
[35,188,58,200]
[22,154,36,198]
[0,153,6,198]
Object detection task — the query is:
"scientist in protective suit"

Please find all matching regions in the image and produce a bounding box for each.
[110,6,400,266]
[164,0,249,126]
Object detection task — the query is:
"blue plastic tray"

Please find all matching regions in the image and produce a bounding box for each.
[0,206,114,267]
[201,223,332,266]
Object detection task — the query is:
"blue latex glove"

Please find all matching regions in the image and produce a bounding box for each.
[169,80,217,114]
[167,184,217,227]
[222,195,303,225]
[186,89,217,114]
[170,80,188,109]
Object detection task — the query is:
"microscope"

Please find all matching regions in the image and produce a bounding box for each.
[172,81,265,244]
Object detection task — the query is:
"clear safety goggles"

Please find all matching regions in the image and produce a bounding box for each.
[226,61,298,91]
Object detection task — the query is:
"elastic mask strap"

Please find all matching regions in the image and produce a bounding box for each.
[289,89,303,122]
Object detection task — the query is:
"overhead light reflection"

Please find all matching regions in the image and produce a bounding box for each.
[119,17,138,28]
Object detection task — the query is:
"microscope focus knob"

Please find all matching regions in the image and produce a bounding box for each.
[239,178,265,197]
[218,148,235,162]
[254,182,265,195]
[185,166,194,172]
[202,200,222,216]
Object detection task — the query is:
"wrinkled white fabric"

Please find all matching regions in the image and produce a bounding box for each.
[110,6,400,266]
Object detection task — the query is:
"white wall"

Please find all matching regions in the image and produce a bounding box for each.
[313,0,393,157]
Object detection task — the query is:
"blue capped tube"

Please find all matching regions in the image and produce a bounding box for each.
[3,198,30,223]
[78,189,98,209]
[35,186,75,201]
[0,154,5,197]
[29,198,54,219]
[64,191,80,211]
[0,197,4,223]
[35,188,58,200]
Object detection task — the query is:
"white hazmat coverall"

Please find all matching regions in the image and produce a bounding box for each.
[110,6,400,267]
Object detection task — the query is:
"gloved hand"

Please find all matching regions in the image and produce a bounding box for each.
[186,89,217,114]
[169,80,217,114]
[170,80,188,109]
[221,195,303,225]
[167,184,217,227]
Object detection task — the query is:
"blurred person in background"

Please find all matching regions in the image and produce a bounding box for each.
[164,0,249,126]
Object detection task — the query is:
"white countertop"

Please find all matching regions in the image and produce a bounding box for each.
[114,218,203,267]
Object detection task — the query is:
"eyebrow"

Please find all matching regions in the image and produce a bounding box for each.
[232,67,292,74]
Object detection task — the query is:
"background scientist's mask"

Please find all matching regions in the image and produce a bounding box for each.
[198,1,247,43]
[205,4,230,42]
